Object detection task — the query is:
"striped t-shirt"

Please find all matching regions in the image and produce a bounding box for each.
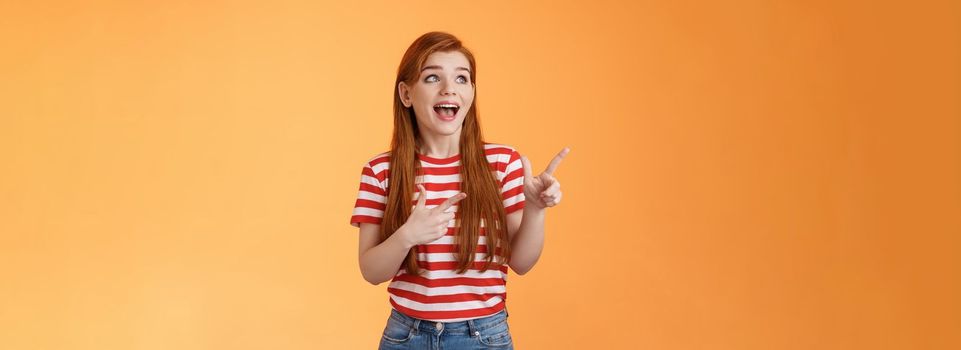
[350,143,526,322]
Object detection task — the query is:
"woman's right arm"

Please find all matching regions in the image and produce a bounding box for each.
[358,185,466,285]
[358,223,414,285]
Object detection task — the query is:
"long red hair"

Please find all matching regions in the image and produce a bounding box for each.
[380,31,511,275]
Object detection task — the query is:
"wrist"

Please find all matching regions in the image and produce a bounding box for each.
[523,203,547,215]
[392,225,415,249]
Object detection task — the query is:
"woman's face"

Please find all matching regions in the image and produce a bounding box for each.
[399,51,475,138]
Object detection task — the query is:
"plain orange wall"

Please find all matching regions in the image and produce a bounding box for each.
[1,1,959,349]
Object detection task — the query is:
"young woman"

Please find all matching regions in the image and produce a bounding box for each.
[350,31,569,349]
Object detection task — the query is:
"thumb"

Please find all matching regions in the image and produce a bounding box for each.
[521,156,534,185]
[415,184,427,208]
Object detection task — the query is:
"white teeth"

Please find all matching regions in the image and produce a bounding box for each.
[435,104,458,108]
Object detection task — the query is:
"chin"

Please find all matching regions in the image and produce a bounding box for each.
[417,117,461,134]
[429,123,462,136]
[436,126,462,136]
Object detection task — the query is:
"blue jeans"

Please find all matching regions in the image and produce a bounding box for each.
[378,308,514,349]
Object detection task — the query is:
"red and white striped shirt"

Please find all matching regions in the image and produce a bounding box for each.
[350,143,526,322]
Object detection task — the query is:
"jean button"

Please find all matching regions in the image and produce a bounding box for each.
[436,322,443,331]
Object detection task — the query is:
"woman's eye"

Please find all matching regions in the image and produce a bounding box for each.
[424,74,439,82]
[456,75,468,83]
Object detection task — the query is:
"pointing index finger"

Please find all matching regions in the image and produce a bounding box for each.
[434,192,467,213]
[543,147,570,176]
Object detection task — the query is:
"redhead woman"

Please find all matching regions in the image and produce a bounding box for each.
[350,31,569,350]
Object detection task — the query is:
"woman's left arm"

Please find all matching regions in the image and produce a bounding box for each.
[507,147,570,275]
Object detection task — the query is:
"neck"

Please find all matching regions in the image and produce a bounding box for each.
[418,129,462,158]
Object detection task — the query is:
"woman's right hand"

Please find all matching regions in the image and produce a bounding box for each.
[399,184,467,248]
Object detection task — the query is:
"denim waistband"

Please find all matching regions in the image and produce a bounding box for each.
[388,308,509,336]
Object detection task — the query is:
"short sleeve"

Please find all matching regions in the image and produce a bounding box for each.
[500,149,526,214]
[350,159,388,227]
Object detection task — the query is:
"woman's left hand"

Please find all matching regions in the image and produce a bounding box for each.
[521,147,570,209]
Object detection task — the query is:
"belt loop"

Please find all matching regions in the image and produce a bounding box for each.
[412,318,421,335]
[467,319,479,338]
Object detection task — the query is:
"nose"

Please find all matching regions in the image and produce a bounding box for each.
[440,81,456,96]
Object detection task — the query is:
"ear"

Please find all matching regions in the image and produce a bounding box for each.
[398,81,412,108]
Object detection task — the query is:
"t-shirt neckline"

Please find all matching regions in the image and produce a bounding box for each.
[416,152,461,164]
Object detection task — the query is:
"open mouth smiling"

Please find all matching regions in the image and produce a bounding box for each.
[433,102,460,118]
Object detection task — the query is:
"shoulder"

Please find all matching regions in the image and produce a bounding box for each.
[360,152,391,184]
[483,143,523,180]
[483,142,520,158]
[362,151,391,169]
[483,143,522,167]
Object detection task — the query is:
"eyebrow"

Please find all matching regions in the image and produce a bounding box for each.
[421,65,471,73]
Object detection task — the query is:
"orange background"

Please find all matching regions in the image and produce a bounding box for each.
[2,1,959,349]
